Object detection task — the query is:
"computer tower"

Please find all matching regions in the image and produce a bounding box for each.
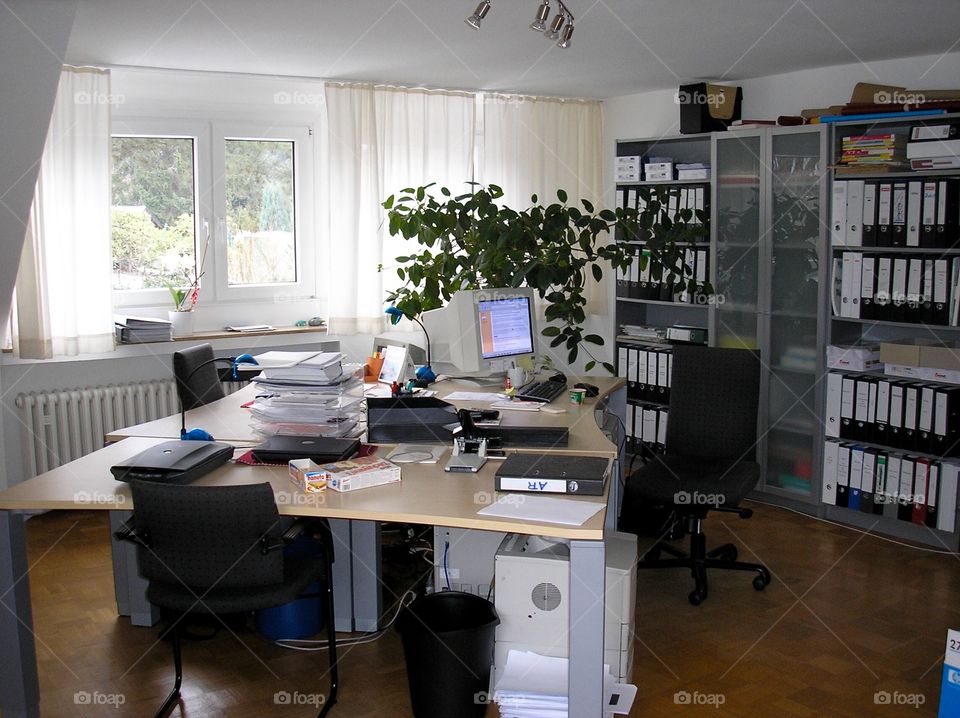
[492,532,637,684]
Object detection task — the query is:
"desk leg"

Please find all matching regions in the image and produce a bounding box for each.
[603,386,627,533]
[328,519,354,633]
[350,520,381,632]
[0,511,40,718]
[109,511,158,627]
[569,539,605,718]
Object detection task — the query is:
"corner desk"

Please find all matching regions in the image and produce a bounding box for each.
[0,377,626,718]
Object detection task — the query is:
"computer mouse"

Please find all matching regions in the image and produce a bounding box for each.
[574,382,599,398]
[548,372,567,384]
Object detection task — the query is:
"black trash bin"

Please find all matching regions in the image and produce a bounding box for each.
[396,591,500,718]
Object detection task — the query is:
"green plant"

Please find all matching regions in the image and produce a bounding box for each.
[382,183,708,372]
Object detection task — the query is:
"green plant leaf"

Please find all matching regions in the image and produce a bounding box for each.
[557,189,567,203]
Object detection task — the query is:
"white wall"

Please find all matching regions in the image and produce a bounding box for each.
[0,1,78,491]
[600,50,960,346]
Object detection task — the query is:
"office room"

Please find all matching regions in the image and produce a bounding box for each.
[2,0,960,716]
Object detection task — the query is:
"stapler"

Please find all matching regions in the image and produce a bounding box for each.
[444,409,490,473]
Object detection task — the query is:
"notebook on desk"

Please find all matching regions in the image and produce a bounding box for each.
[250,436,360,464]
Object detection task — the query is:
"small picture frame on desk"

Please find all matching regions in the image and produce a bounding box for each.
[378,344,408,384]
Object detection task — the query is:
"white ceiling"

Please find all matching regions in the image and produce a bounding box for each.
[65,0,960,99]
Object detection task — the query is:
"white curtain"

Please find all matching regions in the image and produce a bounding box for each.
[15,66,113,358]
[323,83,475,334]
[478,94,607,313]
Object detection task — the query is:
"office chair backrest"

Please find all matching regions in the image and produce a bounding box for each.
[173,343,226,411]
[130,481,284,589]
[666,345,761,461]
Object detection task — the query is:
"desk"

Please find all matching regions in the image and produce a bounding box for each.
[106,379,626,634]
[0,378,625,718]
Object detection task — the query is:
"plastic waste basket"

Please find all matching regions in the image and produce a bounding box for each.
[255,536,326,640]
[397,591,500,718]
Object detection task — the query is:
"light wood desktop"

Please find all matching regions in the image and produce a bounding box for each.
[0,377,625,718]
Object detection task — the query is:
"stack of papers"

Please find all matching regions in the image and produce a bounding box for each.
[114,315,172,344]
[494,650,636,718]
[248,352,365,439]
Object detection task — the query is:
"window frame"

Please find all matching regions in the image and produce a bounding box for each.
[210,123,315,303]
[110,118,209,309]
[110,118,316,309]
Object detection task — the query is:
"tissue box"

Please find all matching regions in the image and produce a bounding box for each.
[827,344,881,372]
[319,456,402,493]
[289,459,328,493]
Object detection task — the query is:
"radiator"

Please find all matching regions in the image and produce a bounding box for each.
[14,379,247,478]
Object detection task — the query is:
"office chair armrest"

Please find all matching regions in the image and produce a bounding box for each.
[113,517,152,549]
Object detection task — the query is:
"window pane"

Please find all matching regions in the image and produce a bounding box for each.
[225,139,296,285]
[111,137,196,291]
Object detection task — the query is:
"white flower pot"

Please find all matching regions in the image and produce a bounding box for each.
[168,310,195,337]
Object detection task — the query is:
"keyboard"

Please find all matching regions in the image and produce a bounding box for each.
[514,379,568,404]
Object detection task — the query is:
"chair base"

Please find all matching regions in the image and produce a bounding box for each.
[638,519,771,606]
[150,522,340,718]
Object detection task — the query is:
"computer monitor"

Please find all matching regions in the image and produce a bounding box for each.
[420,287,538,374]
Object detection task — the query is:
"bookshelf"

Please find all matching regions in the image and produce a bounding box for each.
[614,133,712,464]
[823,113,960,550]
[712,125,829,506]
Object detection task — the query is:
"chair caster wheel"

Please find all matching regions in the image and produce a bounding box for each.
[688,590,705,606]
[753,570,771,591]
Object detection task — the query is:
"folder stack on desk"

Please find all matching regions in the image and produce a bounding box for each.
[248,352,365,438]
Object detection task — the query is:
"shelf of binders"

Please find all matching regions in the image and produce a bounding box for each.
[615,297,709,308]
[832,246,960,254]
[617,179,711,187]
[820,439,959,547]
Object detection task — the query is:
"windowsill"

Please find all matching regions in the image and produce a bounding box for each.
[176,325,326,342]
[1,325,330,366]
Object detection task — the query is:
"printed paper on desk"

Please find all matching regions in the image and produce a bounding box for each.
[477,494,603,525]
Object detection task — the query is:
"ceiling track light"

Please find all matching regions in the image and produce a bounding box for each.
[465,0,491,30]
[530,1,550,31]
[468,0,577,48]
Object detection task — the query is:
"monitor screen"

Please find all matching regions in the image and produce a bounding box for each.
[477,296,535,360]
[421,287,538,374]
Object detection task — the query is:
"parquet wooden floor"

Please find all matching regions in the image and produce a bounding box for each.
[13,501,960,717]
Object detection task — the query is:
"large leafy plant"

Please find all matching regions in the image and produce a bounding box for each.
[382,183,708,372]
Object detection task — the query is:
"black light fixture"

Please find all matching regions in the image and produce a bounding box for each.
[465,0,491,29]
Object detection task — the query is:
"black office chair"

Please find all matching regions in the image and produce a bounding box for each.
[116,481,338,718]
[173,343,225,411]
[620,345,771,605]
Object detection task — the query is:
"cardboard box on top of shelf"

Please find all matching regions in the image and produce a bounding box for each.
[880,339,960,372]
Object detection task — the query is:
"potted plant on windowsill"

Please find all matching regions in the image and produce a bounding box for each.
[381,183,709,373]
[166,238,209,338]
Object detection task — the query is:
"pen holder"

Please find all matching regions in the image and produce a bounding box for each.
[364,357,385,383]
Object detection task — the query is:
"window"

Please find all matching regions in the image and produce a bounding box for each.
[224,138,296,285]
[111,120,314,309]
[111,136,197,291]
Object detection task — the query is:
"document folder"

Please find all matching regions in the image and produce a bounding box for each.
[494,453,610,496]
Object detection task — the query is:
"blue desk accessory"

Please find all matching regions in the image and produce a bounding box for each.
[385,306,436,386]
[180,354,259,440]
